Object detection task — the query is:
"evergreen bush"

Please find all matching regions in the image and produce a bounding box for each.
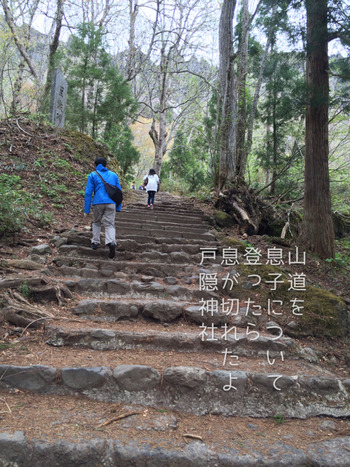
[0,175,25,237]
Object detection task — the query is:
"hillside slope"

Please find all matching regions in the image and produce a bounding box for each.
[0,115,122,236]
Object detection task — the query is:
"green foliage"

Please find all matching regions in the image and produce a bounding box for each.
[36,179,70,200]
[0,174,26,237]
[20,281,32,299]
[100,66,138,127]
[62,22,111,134]
[59,22,139,174]
[203,89,221,180]
[251,50,305,196]
[103,124,140,176]
[62,22,137,134]
[330,177,350,212]
[273,414,285,424]
[26,112,52,126]
[0,174,21,187]
[53,184,69,193]
[325,253,348,269]
[53,159,72,170]
[0,342,16,350]
[33,158,45,168]
[194,186,214,203]
[160,177,190,195]
[326,237,350,272]
[0,173,53,237]
[162,129,210,193]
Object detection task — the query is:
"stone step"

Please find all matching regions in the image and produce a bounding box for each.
[45,323,308,359]
[135,202,203,213]
[62,301,320,358]
[118,206,207,221]
[1,394,349,467]
[0,362,348,419]
[71,298,213,324]
[58,244,203,263]
[116,211,208,222]
[118,210,206,224]
[63,231,218,247]
[51,257,198,278]
[119,233,216,245]
[65,233,218,254]
[67,297,291,330]
[115,219,210,234]
[62,277,217,301]
[116,227,215,241]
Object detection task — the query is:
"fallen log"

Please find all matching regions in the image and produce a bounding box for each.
[0,307,45,329]
[231,200,258,235]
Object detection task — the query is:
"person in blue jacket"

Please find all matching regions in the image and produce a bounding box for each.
[84,157,122,259]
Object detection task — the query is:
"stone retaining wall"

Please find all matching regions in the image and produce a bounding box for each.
[1,364,349,418]
[1,430,350,467]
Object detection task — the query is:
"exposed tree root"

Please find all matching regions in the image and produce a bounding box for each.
[0,290,54,330]
[215,184,280,235]
[30,284,73,306]
[0,281,72,332]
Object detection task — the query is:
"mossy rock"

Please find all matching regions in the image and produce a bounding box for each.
[265,211,301,238]
[222,264,288,302]
[265,236,292,247]
[238,263,288,281]
[221,237,247,252]
[213,210,234,228]
[264,220,285,237]
[333,212,345,238]
[332,212,350,238]
[284,287,349,338]
[221,262,349,338]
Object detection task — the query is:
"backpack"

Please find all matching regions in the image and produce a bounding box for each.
[95,171,123,206]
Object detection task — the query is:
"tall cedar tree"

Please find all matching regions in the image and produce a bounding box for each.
[301,0,335,259]
[218,0,237,188]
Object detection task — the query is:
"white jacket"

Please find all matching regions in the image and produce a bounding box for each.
[144,174,159,191]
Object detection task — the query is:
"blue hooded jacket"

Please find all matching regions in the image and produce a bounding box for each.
[84,164,122,214]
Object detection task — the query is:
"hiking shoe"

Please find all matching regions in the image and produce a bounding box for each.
[150,204,154,210]
[108,243,116,259]
[91,243,99,250]
[147,205,150,208]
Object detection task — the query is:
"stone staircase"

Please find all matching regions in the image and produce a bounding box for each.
[0,191,350,466]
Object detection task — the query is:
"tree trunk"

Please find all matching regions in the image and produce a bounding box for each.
[148,40,170,175]
[149,114,167,176]
[217,0,237,189]
[2,0,38,81]
[40,0,65,112]
[301,0,335,259]
[11,58,26,113]
[126,0,138,81]
[80,57,88,133]
[265,117,272,186]
[92,86,100,139]
[241,6,276,179]
[235,0,249,180]
[2,0,40,112]
[270,84,277,195]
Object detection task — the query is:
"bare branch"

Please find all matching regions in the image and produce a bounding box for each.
[1,0,38,79]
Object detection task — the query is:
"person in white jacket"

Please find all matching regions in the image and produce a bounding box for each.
[143,168,159,208]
